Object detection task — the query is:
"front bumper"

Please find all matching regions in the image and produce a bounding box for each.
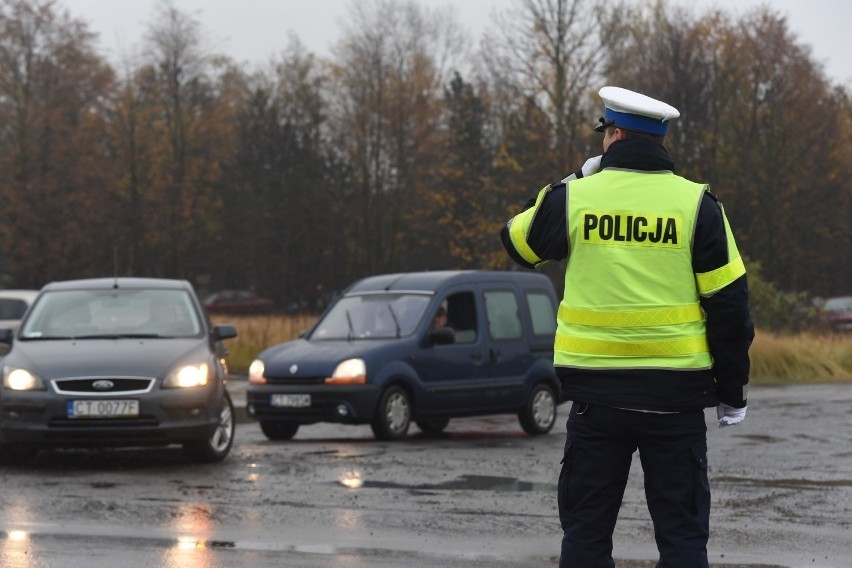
[0,386,223,447]
[246,384,380,424]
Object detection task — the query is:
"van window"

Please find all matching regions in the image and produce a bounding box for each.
[526,292,556,337]
[484,290,522,340]
[445,291,478,344]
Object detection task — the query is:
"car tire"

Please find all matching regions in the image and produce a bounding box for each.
[259,420,300,441]
[371,385,411,441]
[416,418,450,436]
[183,390,235,463]
[0,443,39,466]
[519,383,557,435]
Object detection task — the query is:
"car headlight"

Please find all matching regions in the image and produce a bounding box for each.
[3,367,46,391]
[163,362,210,388]
[325,358,366,385]
[248,359,266,385]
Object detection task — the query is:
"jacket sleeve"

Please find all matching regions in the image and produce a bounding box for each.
[500,183,569,268]
[693,191,754,408]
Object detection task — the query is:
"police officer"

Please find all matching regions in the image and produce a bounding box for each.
[501,86,754,567]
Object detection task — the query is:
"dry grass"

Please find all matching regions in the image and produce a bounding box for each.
[215,315,852,383]
[750,330,852,384]
[211,314,318,372]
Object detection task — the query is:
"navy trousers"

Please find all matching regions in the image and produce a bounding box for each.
[558,402,710,568]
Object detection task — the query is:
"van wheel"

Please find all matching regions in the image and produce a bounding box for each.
[184,390,235,463]
[260,421,300,440]
[371,385,411,440]
[416,418,450,436]
[519,383,557,435]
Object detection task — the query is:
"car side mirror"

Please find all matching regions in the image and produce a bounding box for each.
[428,327,455,346]
[0,328,13,344]
[211,324,238,341]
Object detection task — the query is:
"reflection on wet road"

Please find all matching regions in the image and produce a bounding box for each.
[0,384,850,567]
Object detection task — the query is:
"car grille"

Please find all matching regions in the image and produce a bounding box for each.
[52,377,155,395]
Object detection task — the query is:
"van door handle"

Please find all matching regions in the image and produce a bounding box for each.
[470,349,483,360]
[489,348,500,362]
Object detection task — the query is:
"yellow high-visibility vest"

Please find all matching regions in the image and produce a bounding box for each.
[555,169,744,370]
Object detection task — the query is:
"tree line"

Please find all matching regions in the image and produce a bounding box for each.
[0,0,848,315]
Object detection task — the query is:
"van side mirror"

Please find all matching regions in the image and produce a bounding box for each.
[428,327,455,346]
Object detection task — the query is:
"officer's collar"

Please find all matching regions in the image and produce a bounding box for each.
[600,138,675,173]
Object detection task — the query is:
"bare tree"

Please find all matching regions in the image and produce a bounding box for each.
[327,0,466,276]
[482,0,623,176]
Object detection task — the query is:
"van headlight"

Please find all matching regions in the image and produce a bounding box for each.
[248,359,266,385]
[3,367,45,391]
[163,362,210,388]
[325,358,366,385]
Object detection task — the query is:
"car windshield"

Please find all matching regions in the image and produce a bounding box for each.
[823,297,852,312]
[19,288,203,339]
[310,293,430,340]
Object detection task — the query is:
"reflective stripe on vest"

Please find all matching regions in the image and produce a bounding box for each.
[558,303,703,327]
[556,334,709,356]
[507,185,552,267]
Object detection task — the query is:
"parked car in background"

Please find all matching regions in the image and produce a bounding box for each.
[0,277,238,465]
[204,289,274,315]
[819,296,852,332]
[0,289,38,329]
[246,270,562,441]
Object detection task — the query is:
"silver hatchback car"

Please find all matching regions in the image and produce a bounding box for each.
[0,278,238,465]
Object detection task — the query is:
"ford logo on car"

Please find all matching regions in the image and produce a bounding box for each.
[92,380,115,391]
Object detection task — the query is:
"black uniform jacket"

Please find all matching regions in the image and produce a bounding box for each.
[501,138,754,411]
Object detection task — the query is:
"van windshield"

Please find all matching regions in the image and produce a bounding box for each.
[310,293,430,340]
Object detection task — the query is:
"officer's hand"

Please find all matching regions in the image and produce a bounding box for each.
[580,155,602,177]
[561,155,602,183]
[716,403,747,428]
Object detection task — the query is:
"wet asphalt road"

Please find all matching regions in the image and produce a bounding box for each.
[0,383,850,568]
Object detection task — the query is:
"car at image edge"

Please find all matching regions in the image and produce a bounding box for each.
[0,289,39,330]
[246,270,562,441]
[0,277,238,465]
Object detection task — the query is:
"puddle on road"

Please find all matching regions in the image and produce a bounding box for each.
[337,474,555,493]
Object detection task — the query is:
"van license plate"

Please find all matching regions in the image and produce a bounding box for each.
[270,394,311,408]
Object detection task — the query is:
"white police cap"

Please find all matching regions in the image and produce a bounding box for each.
[594,86,680,136]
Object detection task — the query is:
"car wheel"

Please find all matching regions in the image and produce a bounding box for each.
[519,383,557,435]
[260,420,300,441]
[0,443,39,466]
[416,418,450,436]
[184,390,235,463]
[371,385,411,440]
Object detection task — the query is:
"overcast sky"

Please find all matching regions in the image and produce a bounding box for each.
[63,0,851,88]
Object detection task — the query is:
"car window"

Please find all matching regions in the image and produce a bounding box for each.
[311,293,430,340]
[443,291,478,344]
[484,290,523,340]
[20,289,202,338]
[824,297,852,312]
[526,291,556,337]
[0,299,29,320]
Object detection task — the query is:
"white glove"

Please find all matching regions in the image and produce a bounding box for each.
[580,155,602,177]
[561,155,602,182]
[716,403,747,428]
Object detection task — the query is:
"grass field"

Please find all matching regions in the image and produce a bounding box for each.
[214,315,852,384]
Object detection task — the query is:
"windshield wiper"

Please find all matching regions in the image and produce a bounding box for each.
[345,310,355,342]
[72,333,163,339]
[387,304,401,338]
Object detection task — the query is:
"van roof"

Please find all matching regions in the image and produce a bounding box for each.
[345,270,554,295]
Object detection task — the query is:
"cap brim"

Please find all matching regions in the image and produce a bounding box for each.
[594,117,612,133]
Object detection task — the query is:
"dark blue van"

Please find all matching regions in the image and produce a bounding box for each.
[245,270,561,440]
